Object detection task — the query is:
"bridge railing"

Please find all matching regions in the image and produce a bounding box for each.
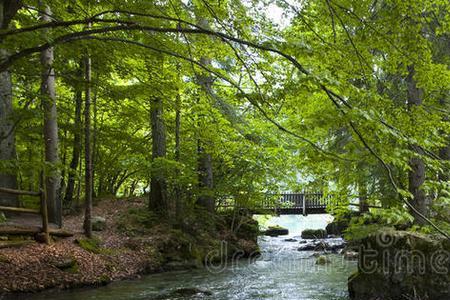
[218,192,333,211]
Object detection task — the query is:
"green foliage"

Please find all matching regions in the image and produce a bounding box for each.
[344,208,415,240]
[0,0,448,235]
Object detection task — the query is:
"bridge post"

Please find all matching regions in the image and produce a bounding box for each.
[302,194,307,216]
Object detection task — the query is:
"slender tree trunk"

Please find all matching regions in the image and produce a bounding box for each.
[40,5,61,226]
[174,92,182,220]
[439,98,449,181]
[406,66,427,225]
[0,49,17,206]
[129,180,137,197]
[197,141,214,212]
[64,67,82,206]
[358,180,369,213]
[91,75,98,198]
[58,130,67,202]
[83,52,92,237]
[0,1,19,206]
[149,96,168,215]
[196,54,215,213]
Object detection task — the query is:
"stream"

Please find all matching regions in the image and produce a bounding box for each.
[26,214,357,300]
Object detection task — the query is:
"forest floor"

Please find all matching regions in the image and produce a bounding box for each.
[0,198,259,296]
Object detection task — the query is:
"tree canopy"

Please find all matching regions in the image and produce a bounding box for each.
[0,0,448,237]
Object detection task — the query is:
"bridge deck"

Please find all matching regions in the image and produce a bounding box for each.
[219,193,332,215]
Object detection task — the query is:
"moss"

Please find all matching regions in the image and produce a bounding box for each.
[0,254,9,263]
[301,229,327,239]
[117,208,158,236]
[0,212,6,223]
[97,274,111,285]
[315,255,331,265]
[76,237,102,254]
[65,261,79,274]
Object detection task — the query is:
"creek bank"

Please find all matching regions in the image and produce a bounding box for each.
[326,211,359,236]
[348,229,450,300]
[0,198,259,297]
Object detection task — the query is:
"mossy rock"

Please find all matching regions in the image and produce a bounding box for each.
[75,237,102,254]
[349,229,450,300]
[92,216,106,231]
[264,225,289,236]
[315,255,331,265]
[0,212,6,223]
[301,229,327,239]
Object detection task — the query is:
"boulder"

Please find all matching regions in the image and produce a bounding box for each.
[172,288,212,297]
[326,238,347,252]
[237,238,260,257]
[301,229,327,239]
[92,216,106,231]
[283,238,298,242]
[263,225,289,237]
[326,211,359,236]
[298,238,346,252]
[297,243,317,251]
[348,230,450,300]
[48,256,77,270]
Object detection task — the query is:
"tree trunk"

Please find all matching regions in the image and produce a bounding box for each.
[0,1,19,206]
[83,53,92,237]
[149,96,168,215]
[40,5,61,226]
[174,92,182,220]
[0,49,17,206]
[64,67,82,206]
[91,75,98,198]
[358,179,369,213]
[58,131,67,202]
[406,66,427,225]
[438,97,449,182]
[197,142,214,212]
[196,54,215,213]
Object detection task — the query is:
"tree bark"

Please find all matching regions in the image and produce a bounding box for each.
[197,141,214,212]
[149,96,168,215]
[174,92,182,220]
[438,97,449,182]
[0,49,17,206]
[83,52,92,237]
[64,66,82,206]
[406,66,427,225]
[40,5,61,226]
[0,1,20,206]
[91,75,98,198]
[358,179,369,213]
[196,55,215,213]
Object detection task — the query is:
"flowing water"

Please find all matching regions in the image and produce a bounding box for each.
[26,215,357,300]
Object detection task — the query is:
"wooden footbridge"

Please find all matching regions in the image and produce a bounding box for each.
[219,193,333,216]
